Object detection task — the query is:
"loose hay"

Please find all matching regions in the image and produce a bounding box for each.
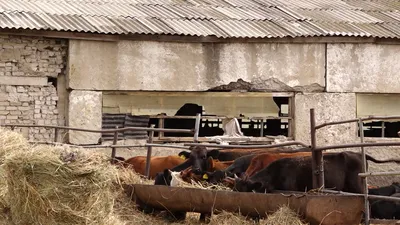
[0,129,308,225]
[3,144,119,225]
[0,128,29,163]
[265,205,308,225]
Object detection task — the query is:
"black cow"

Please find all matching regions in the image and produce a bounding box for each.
[204,154,256,184]
[370,193,400,220]
[164,103,203,137]
[369,182,400,196]
[180,146,265,175]
[369,182,400,220]
[233,151,400,194]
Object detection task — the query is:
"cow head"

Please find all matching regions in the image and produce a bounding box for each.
[188,146,219,175]
[203,170,235,184]
[233,178,265,193]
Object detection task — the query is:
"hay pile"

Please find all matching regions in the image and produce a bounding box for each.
[0,128,307,225]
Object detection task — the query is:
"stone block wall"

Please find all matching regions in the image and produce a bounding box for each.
[0,35,67,141]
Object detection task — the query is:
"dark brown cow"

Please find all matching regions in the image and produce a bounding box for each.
[233,151,400,194]
[183,146,273,175]
[244,152,313,178]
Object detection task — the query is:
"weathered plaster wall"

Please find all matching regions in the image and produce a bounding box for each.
[0,35,67,141]
[294,93,357,146]
[327,43,400,93]
[68,90,102,145]
[68,40,325,92]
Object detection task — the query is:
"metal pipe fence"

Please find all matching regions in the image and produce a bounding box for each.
[309,108,400,225]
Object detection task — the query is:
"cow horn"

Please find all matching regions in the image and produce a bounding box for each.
[234,174,239,179]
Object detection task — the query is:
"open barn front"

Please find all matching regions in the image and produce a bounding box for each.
[102,91,293,143]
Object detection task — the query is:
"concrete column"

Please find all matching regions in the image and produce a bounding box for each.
[68,90,102,145]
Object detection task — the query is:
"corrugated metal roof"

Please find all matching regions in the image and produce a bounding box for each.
[0,0,400,39]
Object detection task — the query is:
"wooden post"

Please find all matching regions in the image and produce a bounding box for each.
[54,128,59,142]
[194,113,201,142]
[111,126,118,160]
[288,97,294,138]
[145,125,155,179]
[158,118,164,138]
[381,121,385,138]
[260,119,264,137]
[359,119,370,225]
[310,108,324,189]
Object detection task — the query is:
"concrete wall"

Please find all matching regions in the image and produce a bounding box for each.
[327,43,400,93]
[68,40,325,91]
[68,90,102,145]
[294,93,357,146]
[0,35,67,141]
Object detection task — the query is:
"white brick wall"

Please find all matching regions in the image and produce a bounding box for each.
[0,35,67,141]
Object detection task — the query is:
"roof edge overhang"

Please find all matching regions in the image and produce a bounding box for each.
[1,28,400,44]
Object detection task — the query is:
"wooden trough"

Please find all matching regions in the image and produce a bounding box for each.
[126,184,365,225]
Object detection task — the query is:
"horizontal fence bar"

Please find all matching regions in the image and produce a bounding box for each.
[184,141,311,149]
[316,116,400,129]
[28,141,190,150]
[369,219,400,224]
[1,124,194,134]
[321,189,400,202]
[359,171,400,178]
[145,143,190,150]
[315,142,400,152]
[149,115,292,120]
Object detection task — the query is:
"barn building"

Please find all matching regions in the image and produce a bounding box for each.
[0,0,399,185]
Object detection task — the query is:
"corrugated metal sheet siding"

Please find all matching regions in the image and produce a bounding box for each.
[0,0,400,39]
[102,114,149,141]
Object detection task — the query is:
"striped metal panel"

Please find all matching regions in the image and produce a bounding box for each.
[0,0,399,39]
[102,113,149,141]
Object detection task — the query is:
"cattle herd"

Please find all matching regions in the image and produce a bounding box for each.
[115,146,400,222]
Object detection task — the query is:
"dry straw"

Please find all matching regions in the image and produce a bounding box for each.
[3,144,120,225]
[0,129,308,225]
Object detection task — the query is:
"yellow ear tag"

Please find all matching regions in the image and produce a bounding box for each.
[180,155,186,160]
[203,174,209,180]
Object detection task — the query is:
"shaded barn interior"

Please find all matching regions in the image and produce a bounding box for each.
[359,121,400,138]
[147,97,289,138]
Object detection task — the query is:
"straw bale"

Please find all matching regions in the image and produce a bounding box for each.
[0,128,29,163]
[3,144,118,225]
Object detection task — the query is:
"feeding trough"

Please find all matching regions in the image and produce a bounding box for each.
[125,184,364,225]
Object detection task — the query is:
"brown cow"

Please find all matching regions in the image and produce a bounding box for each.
[121,155,185,179]
[184,146,275,175]
[244,152,313,178]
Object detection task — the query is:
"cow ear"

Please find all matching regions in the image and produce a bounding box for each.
[207,150,220,159]
[178,151,190,160]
